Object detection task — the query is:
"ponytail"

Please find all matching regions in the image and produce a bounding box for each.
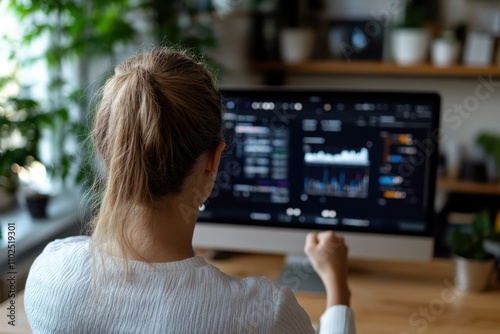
[90,48,223,263]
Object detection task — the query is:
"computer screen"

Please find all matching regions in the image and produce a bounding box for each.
[194,87,440,261]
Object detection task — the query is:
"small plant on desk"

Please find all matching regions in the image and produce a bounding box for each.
[15,159,51,219]
[0,75,45,212]
[447,211,496,292]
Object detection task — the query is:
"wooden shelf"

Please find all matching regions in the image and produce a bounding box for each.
[251,60,500,78]
[436,177,500,195]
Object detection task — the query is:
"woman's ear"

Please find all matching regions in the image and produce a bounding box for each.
[206,142,226,175]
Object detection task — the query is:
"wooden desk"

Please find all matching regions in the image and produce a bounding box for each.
[1,253,499,334]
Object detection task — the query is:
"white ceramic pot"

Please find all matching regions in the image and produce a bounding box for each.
[279,28,315,64]
[391,28,430,65]
[454,256,495,292]
[431,39,460,67]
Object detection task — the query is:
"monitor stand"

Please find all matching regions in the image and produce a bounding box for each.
[276,255,325,294]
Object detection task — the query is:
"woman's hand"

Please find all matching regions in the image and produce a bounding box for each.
[304,231,351,307]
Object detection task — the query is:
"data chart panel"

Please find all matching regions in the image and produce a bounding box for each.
[198,89,440,236]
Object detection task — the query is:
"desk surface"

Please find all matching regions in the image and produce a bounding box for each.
[1,253,499,334]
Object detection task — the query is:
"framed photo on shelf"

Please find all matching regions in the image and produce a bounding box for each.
[326,20,385,61]
[463,30,495,66]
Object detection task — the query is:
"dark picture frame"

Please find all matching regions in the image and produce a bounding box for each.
[326,20,385,61]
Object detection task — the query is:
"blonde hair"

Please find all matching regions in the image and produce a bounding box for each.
[89,47,223,265]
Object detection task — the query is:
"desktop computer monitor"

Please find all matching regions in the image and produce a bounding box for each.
[193,87,441,267]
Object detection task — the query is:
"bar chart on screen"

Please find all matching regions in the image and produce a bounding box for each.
[303,147,371,198]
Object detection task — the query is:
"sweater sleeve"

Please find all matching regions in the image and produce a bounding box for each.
[271,285,316,334]
[319,305,356,334]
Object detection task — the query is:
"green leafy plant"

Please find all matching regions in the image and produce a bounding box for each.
[396,10,426,28]
[394,0,437,29]
[476,132,500,177]
[4,0,220,194]
[149,1,217,51]
[0,74,54,195]
[0,1,220,217]
[5,0,143,188]
[436,30,458,44]
[447,210,493,260]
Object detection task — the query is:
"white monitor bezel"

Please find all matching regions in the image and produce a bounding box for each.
[193,223,434,261]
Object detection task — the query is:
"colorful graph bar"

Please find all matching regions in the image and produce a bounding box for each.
[304,148,370,166]
[304,169,369,198]
[379,176,403,186]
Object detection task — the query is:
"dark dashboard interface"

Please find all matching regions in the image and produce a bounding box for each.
[198,89,440,236]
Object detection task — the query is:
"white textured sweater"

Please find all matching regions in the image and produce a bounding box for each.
[25,236,355,333]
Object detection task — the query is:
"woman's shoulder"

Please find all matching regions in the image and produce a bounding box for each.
[25,236,91,296]
[204,269,314,333]
[43,235,89,251]
[207,266,287,300]
[35,235,90,264]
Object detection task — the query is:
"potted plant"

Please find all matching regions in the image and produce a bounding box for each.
[0,75,50,214]
[277,0,315,64]
[431,30,460,67]
[3,0,223,219]
[4,0,141,204]
[476,132,500,182]
[16,158,53,218]
[391,1,431,65]
[447,210,495,292]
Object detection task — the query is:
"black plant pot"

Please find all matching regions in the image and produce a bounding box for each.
[26,194,50,218]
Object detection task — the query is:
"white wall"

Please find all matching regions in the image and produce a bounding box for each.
[214,0,500,173]
[209,11,262,86]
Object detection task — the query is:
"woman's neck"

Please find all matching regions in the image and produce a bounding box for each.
[121,196,199,263]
